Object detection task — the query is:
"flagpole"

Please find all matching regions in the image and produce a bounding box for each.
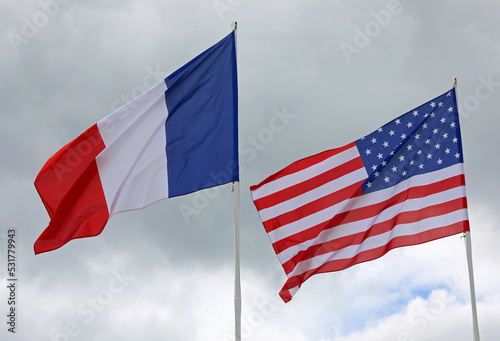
[453,78,480,341]
[232,21,242,341]
[464,231,480,341]
[233,181,241,341]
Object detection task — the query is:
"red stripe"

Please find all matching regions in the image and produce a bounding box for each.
[262,181,364,233]
[34,124,109,254]
[271,174,466,255]
[282,197,467,274]
[250,142,356,191]
[279,220,468,302]
[254,156,364,211]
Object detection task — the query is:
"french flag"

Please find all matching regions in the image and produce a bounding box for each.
[34,32,238,254]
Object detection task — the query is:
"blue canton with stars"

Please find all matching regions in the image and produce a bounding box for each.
[355,88,464,194]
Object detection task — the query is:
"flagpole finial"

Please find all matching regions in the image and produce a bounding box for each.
[232,22,237,31]
[452,77,458,88]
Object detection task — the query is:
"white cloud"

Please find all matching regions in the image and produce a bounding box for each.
[1,1,499,340]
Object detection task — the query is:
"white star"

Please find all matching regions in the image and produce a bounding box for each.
[377,153,384,159]
[407,144,413,151]
[430,113,436,118]
[427,153,433,159]
[407,122,413,128]
[453,137,458,143]
[450,122,456,128]
[425,139,431,145]
[442,133,448,139]
[438,102,443,107]
[372,164,378,171]
[433,128,439,134]
[399,155,405,162]
[417,150,423,155]
[366,182,372,188]
[374,171,380,177]
[445,148,451,154]
[430,102,436,108]
[401,133,407,139]
[437,159,443,165]
[419,164,424,169]
[371,137,377,144]
[424,113,429,118]
[395,119,401,125]
[409,160,415,166]
[381,161,387,167]
[383,141,389,147]
[414,134,420,140]
[402,171,407,176]
[412,110,418,117]
[447,92,451,97]
[448,106,454,112]
[435,143,441,149]
[392,166,398,172]
[378,127,383,133]
[423,123,428,129]
[440,118,446,123]
[455,152,461,158]
[365,149,371,155]
[384,176,390,183]
[389,130,395,136]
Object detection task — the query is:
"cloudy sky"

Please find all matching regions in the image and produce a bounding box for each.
[1,0,500,340]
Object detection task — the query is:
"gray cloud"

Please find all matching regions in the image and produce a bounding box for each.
[1,0,499,340]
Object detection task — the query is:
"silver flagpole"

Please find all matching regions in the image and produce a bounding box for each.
[233,181,241,341]
[464,231,480,341]
[232,21,242,341]
[453,78,480,341]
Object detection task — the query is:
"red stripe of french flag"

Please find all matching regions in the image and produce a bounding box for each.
[34,124,109,254]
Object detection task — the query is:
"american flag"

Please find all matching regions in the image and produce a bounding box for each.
[250,88,469,302]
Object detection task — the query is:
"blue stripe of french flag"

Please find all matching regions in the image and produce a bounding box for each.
[34,32,238,254]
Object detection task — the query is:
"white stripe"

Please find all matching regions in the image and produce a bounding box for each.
[287,208,468,279]
[265,164,465,244]
[96,80,170,216]
[251,146,361,200]
[258,167,367,222]
[351,163,466,211]
[276,185,467,264]
[268,192,353,244]
[287,286,299,299]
